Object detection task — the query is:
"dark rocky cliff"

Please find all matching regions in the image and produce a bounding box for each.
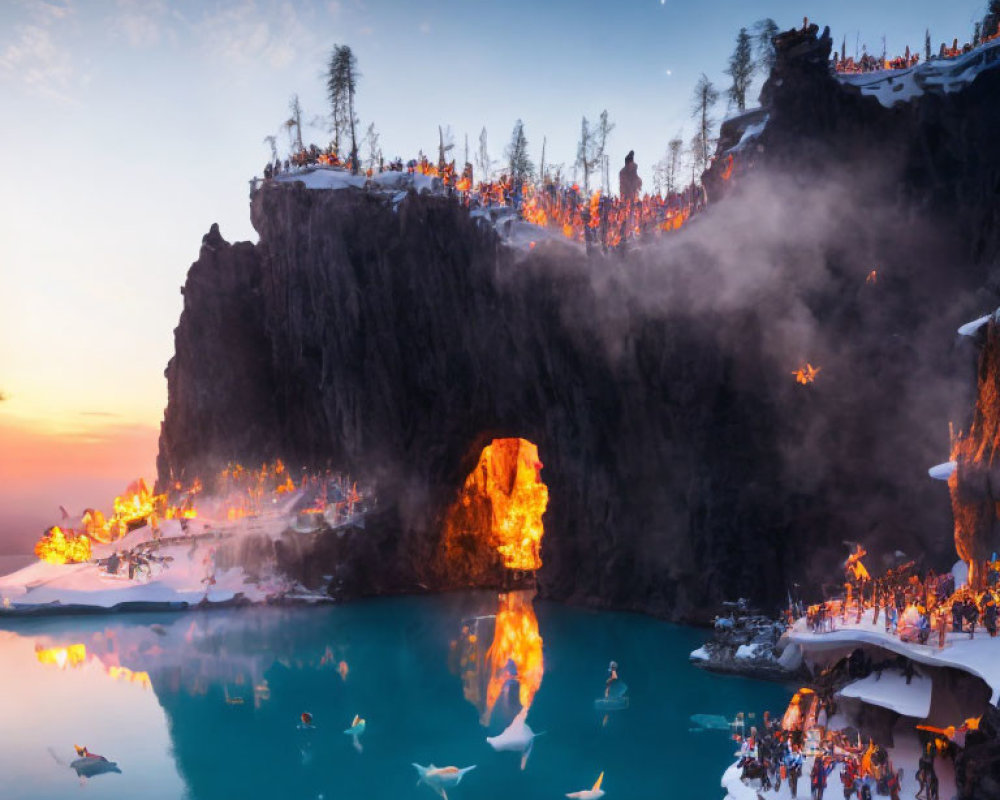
[159,26,1000,622]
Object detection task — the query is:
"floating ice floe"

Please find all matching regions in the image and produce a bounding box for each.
[689,713,732,731]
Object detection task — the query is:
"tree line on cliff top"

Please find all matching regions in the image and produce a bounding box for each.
[261,6,1000,198]
[261,23,778,196]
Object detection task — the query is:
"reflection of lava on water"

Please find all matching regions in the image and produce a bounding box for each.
[29,612,351,708]
[35,642,152,689]
[450,590,543,726]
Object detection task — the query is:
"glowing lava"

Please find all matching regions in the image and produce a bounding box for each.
[949,322,1000,587]
[442,438,548,588]
[466,438,547,570]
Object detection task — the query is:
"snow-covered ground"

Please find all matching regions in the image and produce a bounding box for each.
[0,490,335,613]
[834,37,1000,108]
[790,608,1000,704]
[273,168,368,191]
[270,165,440,195]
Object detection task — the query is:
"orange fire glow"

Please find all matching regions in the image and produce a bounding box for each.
[34,526,91,564]
[846,544,870,581]
[949,323,1000,587]
[442,439,548,582]
[35,643,151,689]
[866,269,878,285]
[483,591,544,722]
[481,439,547,570]
[107,665,152,689]
[35,643,88,669]
[720,154,735,181]
[588,191,601,229]
[792,363,821,385]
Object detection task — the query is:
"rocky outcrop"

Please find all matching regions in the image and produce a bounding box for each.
[160,24,1000,622]
[957,705,1000,800]
[950,321,1000,588]
[709,24,1000,269]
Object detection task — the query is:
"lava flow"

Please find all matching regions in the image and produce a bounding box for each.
[949,322,1000,588]
[445,438,548,573]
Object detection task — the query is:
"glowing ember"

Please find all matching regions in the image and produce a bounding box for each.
[483,592,544,723]
[845,543,870,581]
[35,643,88,669]
[35,526,91,564]
[720,154,735,181]
[792,363,821,385]
[866,269,878,284]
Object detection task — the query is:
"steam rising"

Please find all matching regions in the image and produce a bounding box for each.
[526,159,982,594]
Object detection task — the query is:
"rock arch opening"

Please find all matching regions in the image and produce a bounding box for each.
[442,438,548,585]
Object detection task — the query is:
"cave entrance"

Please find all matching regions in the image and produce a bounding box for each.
[443,438,548,581]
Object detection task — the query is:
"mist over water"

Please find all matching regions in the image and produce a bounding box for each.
[0,594,789,800]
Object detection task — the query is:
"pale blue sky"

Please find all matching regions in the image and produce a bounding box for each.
[0,0,991,548]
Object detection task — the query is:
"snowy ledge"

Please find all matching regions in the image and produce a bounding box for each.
[261,167,579,254]
[0,492,338,617]
[833,38,1000,109]
[836,668,932,718]
[789,616,1000,703]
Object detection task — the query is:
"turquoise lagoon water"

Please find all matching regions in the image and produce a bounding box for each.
[0,592,790,799]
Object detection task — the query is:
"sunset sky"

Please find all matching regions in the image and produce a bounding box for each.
[0,0,990,551]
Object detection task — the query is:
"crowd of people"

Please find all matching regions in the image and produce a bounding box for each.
[832,21,1000,74]
[97,546,169,581]
[735,695,944,800]
[833,49,921,74]
[799,546,1000,649]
